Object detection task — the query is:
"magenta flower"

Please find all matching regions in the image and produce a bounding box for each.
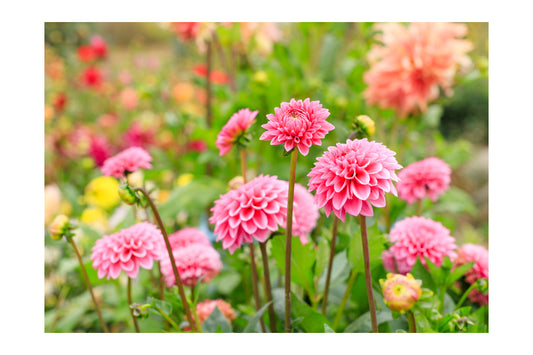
[382,216,457,274]
[89,135,112,167]
[281,182,320,245]
[91,222,165,279]
[161,243,222,287]
[101,147,152,178]
[210,175,287,254]
[308,138,402,221]
[168,227,211,250]
[397,157,451,204]
[216,108,258,156]
[454,243,488,305]
[260,98,334,156]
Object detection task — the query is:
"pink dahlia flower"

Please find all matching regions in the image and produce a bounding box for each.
[382,216,457,274]
[308,138,401,221]
[260,98,334,156]
[89,135,112,167]
[91,222,165,279]
[210,175,287,254]
[281,182,320,245]
[454,243,488,305]
[101,147,152,178]
[363,22,473,117]
[161,243,222,287]
[216,108,258,156]
[196,299,236,324]
[397,157,451,204]
[168,227,211,250]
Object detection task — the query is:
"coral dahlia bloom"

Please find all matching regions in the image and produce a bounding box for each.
[210,175,287,254]
[101,147,152,178]
[382,216,457,274]
[171,22,201,41]
[168,227,211,250]
[216,108,258,156]
[454,243,488,305]
[363,22,473,117]
[196,299,236,324]
[77,45,96,63]
[161,243,222,287]
[381,273,422,313]
[397,157,451,204]
[308,138,401,221]
[281,182,320,245]
[260,98,334,156]
[91,222,165,279]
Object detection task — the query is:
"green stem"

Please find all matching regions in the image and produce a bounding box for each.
[360,215,378,333]
[132,187,198,332]
[154,304,181,332]
[284,149,298,332]
[416,199,422,216]
[250,243,266,332]
[322,216,339,316]
[407,311,417,333]
[455,282,478,310]
[333,270,358,331]
[127,277,140,333]
[68,237,109,333]
[260,241,277,332]
[439,285,448,314]
[190,284,203,333]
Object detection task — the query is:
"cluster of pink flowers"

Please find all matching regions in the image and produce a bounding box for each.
[308,138,402,221]
[397,157,451,204]
[454,243,488,305]
[101,147,152,178]
[382,216,457,274]
[363,22,472,117]
[216,108,258,156]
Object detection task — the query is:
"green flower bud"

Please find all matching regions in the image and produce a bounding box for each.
[48,214,70,240]
[352,115,375,138]
[118,184,139,205]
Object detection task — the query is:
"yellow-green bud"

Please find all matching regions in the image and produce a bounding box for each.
[355,115,375,138]
[228,176,244,190]
[380,273,422,313]
[118,184,139,205]
[48,214,70,240]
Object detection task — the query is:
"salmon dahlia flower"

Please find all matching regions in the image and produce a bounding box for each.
[91,222,165,279]
[397,157,451,204]
[454,243,488,305]
[382,216,457,274]
[380,273,422,313]
[101,147,152,178]
[210,175,287,254]
[196,299,236,324]
[308,138,401,221]
[216,108,258,156]
[260,98,334,156]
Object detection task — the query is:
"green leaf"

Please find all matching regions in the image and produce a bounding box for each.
[243,301,272,333]
[318,34,342,81]
[154,299,172,317]
[324,324,335,333]
[317,250,349,293]
[347,220,387,271]
[447,261,475,286]
[202,306,232,333]
[343,311,393,333]
[291,292,332,333]
[314,236,330,278]
[410,258,436,291]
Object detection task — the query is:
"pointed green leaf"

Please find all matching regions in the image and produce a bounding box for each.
[243,301,273,333]
[202,306,232,333]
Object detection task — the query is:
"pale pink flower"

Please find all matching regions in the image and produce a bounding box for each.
[196,299,236,324]
[101,147,152,178]
[168,227,211,250]
[397,157,451,204]
[454,243,488,305]
[91,222,165,279]
[216,108,258,156]
[120,87,139,110]
[240,22,281,55]
[209,175,287,254]
[281,182,320,245]
[260,98,334,156]
[161,243,222,287]
[382,216,457,274]
[363,22,473,117]
[308,138,401,222]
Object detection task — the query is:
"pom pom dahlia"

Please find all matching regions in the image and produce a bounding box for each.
[454,243,488,305]
[91,222,165,279]
[308,138,402,221]
[168,227,211,250]
[210,175,287,254]
[397,157,451,204]
[161,243,222,287]
[101,147,152,178]
[382,216,457,274]
[260,98,334,156]
[216,108,258,156]
[282,182,320,245]
[196,299,236,325]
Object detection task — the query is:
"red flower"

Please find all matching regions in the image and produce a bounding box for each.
[82,66,103,87]
[171,22,201,41]
[193,64,230,84]
[188,139,207,153]
[90,35,107,58]
[193,64,208,76]
[77,45,96,63]
[53,93,67,113]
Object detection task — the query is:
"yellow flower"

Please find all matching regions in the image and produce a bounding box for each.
[80,207,108,232]
[84,176,120,210]
[175,173,194,187]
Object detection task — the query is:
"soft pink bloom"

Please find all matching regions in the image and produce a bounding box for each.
[308,138,401,222]
[210,175,287,254]
[454,243,488,305]
[260,98,334,156]
[123,122,156,149]
[120,87,139,110]
[90,34,107,59]
[91,222,165,279]
[161,243,222,287]
[118,70,132,85]
[168,227,211,250]
[281,182,320,245]
[216,108,258,156]
[382,216,457,274]
[363,22,473,117]
[101,147,152,178]
[89,135,112,167]
[397,157,451,204]
[196,299,236,324]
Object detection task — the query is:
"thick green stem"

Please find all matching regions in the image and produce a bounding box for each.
[322,216,339,315]
[127,277,140,333]
[132,187,198,332]
[407,311,417,333]
[333,269,358,331]
[260,241,277,332]
[284,149,298,332]
[360,215,378,333]
[68,237,109,333]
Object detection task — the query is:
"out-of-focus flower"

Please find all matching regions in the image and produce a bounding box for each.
[196,299,236,325]
[397,157,451,205]
[84,176,120,210]
[81,66,104,88]
[216,108,258,156]
[123,122,156,149]
[172,82,194,103]
[44,105,54,122]
[53,93,67,113]
[281,182,320,245]
[101,147,152,179]
[187,140,207,153]
[252,70,268,84]
[161,243,222,287]
[210,175,287,254]
[380,273,422,313]
[120,87,139,111]
[80,207,108,232]
[240,22,281,56]
[45,184,62,225]
[168,227,211,250]
[171,22,201,41]
[91,222,165,279]
[454,243,488,305]
[48,214,71,240]
[192,64,230,84]
[382,216,457,274]
[88,135,112,167]
[175,173,194,187]
[97,113,119,128]
[90,34,107,59]
[308,139,401,221]
[77,45,96,63]
[118,70,132,85]
[363,22,473,117]
[260,98,334,156]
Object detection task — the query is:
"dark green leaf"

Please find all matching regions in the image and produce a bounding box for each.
[291,292,332,333]
[343,311,393,333]
[447,261,475,286]
[202,307,232,333]
[243,301,272,333]
[154,299,172,317]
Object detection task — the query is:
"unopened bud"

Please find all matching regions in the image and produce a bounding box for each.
[353,115,375,138]
[48,214,70,240]
[228,176,245,190]
[118,184,139,205]
[380,273,422,313]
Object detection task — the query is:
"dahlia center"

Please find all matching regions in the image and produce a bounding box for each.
[393,284,406,296]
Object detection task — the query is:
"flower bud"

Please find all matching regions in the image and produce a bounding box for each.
[48,214,70,240]
[380,273,422,313]
[118,184,139,205]
[228,176,244,190]
[353,115,375,138]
